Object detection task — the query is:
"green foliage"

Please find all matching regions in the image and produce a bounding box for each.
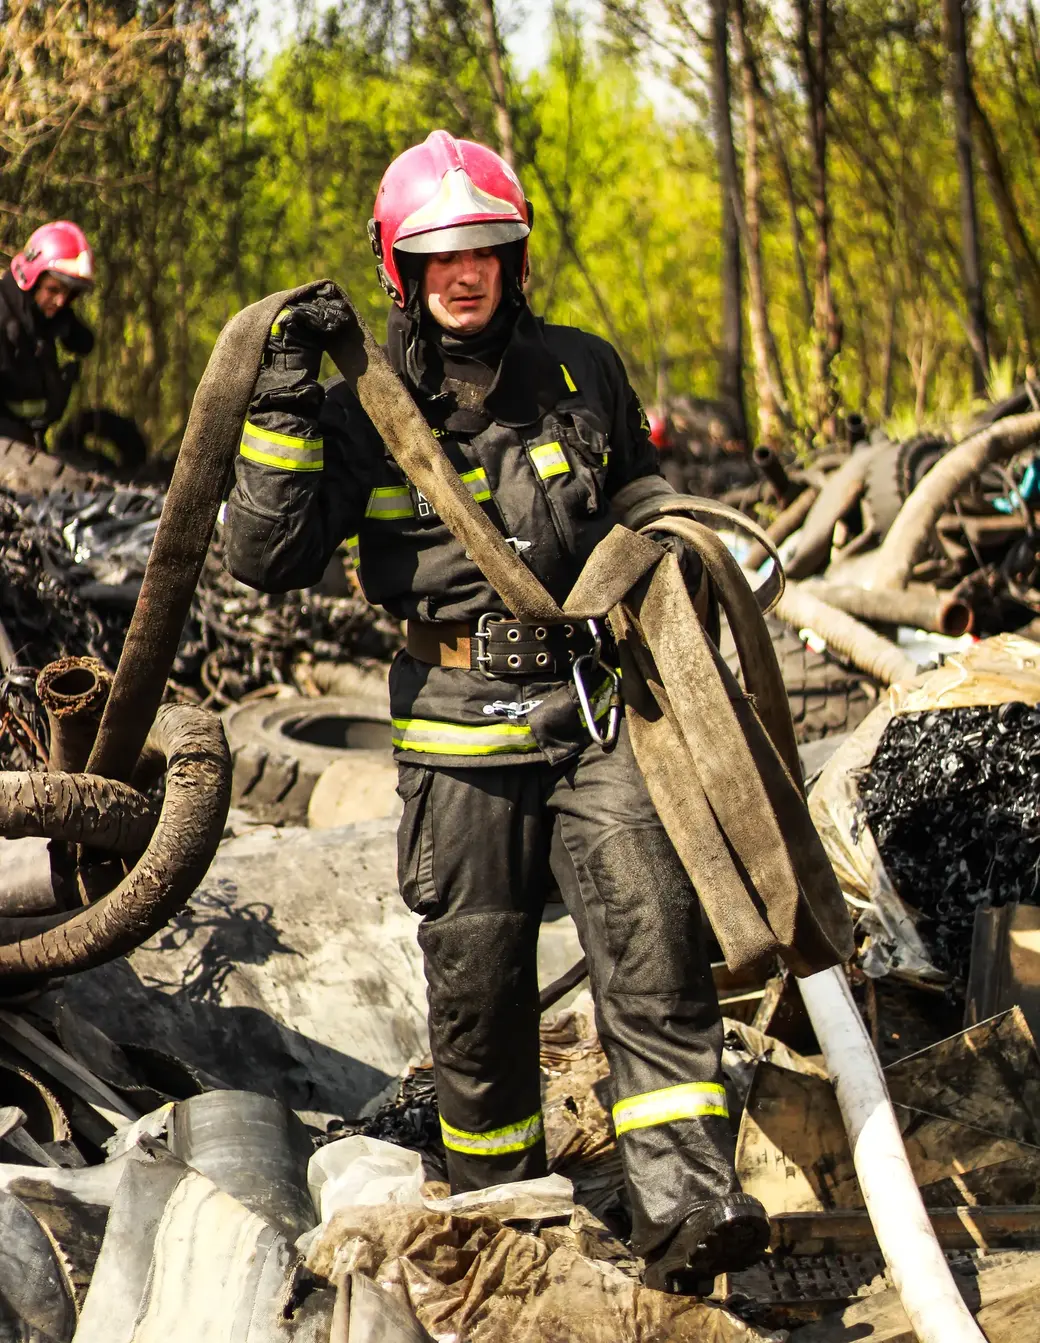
[4,0,1040,454]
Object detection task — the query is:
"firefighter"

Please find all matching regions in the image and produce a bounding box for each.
[223,130,770,1292]
[0,221,95,449]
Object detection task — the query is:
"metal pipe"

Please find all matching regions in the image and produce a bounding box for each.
[752,445,796,504]
[774,582,918,685]
[805,582,973,638]
[799,967,986,1343]
[36,657,112,774]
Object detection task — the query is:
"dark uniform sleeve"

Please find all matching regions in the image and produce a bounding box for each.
[601,345,666,499]
[223,296,369,594]
[56,308,94,357]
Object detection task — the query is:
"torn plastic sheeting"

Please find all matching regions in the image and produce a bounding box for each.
[421,1172,575,1224]
[808,634,1040,981]
[75,1147,333,1343]
[306,1205,785,1343]
[332,1272,433,1343]
[309,1136,425,1223]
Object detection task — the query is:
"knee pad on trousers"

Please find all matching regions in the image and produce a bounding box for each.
[585,826,710,997]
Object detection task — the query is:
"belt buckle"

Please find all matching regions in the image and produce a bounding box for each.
[474,611,504,679]
[572,619,620,751]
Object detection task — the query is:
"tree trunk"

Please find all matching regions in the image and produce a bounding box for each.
[795,0,841,440]
[477,0,515,167]
[763,96,813,328]
[943,0,990,394]
[733,0,781,446]
[968,85,1040,338]
[709,0,748,449]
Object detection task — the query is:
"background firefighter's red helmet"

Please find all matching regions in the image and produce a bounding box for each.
[369,130,531,305]
[10,221,94,293]
[647,409,673,451]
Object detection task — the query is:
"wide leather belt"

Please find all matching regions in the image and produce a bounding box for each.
[406,616,598,676]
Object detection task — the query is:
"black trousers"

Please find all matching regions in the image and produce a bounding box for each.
[395,721,739,1255]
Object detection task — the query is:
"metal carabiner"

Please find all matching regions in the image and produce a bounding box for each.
[572,619,620,751]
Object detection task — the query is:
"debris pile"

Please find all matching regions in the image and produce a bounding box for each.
[859,702,1040,979]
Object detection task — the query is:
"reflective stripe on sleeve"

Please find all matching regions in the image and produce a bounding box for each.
[391,716,540,756]
[561,364,578,393]
[440,1110,544,1156]
[530,442,571,480]
[270,307,291,338]
[240,421,323,471]
[365,485,414,520]
[7,398,47,419]
[461,466,492,503]
[345,534,360,570]
[613,1082,729,1136]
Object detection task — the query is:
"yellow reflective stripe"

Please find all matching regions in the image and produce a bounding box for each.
[391,716,540,756]
[578,674,618,735]
[561,363,578,393]
[365,485,414,520]
[613,1083,728,1136]
[270,306,292,338]
[440,1110,544,1156]
[461,466,492,503]
[345,534,360,570]
[7,398,47,418]
[240,422,323,472]
[530,442,570,480]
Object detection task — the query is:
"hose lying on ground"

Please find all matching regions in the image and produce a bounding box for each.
[784,444,885,579]
[875,410,1040,589]
[0,705,229,982]
[774,582,918,686]
[743,483,819,572]
[800,967,987,1343]
[803,581,973,638]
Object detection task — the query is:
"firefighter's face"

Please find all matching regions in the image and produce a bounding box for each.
[33,274,74,318]
[422,248,502,333]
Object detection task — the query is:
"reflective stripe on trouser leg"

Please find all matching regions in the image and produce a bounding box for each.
[400,763,550,1193]
[440,1110,544,1156]
[613,1083,728,1135]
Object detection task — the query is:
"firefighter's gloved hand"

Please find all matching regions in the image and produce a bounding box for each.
[646,529,708,614]
[264,283,356,381]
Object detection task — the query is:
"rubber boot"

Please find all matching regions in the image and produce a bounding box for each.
[641,1193,771,1295]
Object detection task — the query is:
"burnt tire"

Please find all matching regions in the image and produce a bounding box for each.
[223,693,392,825]
[864,434,949,538]
[0,435,114,496]
[721,616,879,744]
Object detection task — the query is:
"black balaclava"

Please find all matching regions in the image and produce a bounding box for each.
[386,241,526,432]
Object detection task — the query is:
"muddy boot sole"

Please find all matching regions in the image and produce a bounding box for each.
[643,1194,771,1296]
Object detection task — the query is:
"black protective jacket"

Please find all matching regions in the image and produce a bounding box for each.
[224,304,667,767]
[0,270,94,442]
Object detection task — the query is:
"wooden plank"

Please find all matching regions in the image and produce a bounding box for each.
[771,1207,1040,1256]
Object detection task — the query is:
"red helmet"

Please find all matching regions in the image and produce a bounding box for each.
[11,221,94,293]
[647,410,672,451]
[369,130,531,305]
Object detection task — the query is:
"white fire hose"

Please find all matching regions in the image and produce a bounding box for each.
[798,966,986,1343]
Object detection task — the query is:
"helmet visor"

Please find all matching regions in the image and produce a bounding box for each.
[394,220,529,255]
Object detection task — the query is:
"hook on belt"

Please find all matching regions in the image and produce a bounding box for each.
[572,619,620,751]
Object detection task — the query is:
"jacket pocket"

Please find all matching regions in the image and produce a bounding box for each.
[396,765,439,916]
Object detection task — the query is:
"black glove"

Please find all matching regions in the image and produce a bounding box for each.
[263,283,356,381]
[645,529,705,598]
[252,284,356,422]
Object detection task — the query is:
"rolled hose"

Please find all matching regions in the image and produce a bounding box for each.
[774,582,918,686]
[0,704,230,982]
[800,967,986,1343]
[875,410,1040,589]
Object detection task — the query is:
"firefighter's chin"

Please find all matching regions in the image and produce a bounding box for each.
[427,291,497,333]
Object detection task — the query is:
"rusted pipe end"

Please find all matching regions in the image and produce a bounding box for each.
[37,658,114,775]
[36,658,111,719]
[936,595,974,638]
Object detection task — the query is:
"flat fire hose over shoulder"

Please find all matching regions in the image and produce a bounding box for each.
[87,281,849,976]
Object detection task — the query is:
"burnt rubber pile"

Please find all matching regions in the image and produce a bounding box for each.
[859,702,1040,979]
